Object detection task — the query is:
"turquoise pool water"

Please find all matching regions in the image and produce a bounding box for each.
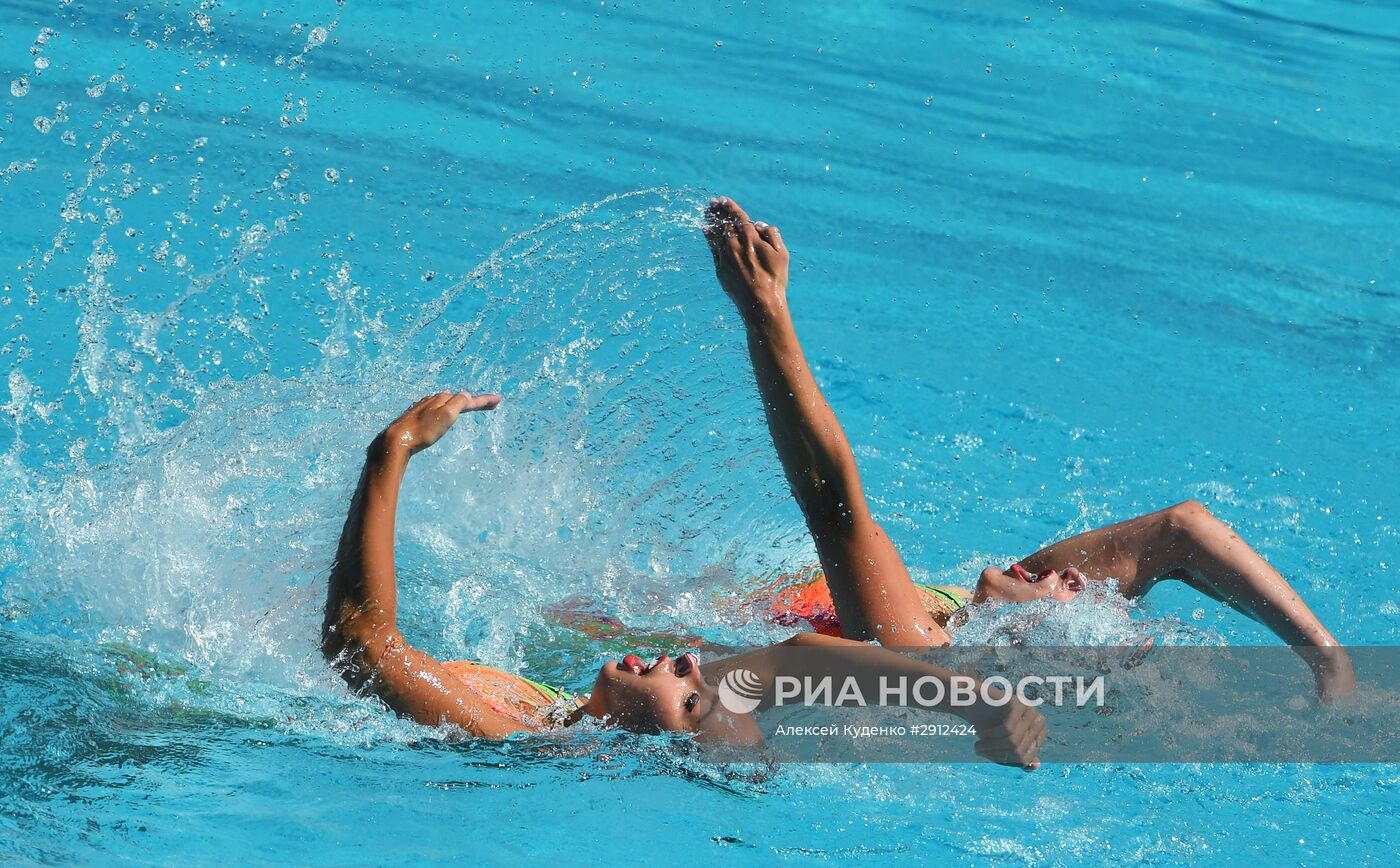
[2,0,1398,863]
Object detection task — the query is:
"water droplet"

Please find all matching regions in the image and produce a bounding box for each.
[10,77,29,97]
[307,26,328,48]
[323,168,340,183]
[32,116,52,133]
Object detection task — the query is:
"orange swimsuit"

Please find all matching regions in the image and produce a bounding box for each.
[762,565,970,636]
[440,660,582,725]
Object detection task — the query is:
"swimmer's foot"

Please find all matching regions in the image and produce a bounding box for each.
[703,197,790,324]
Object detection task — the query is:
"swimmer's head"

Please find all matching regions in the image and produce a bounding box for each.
[974,563,1086,606]
[580,652,765,747]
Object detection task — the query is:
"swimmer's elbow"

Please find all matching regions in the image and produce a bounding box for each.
[321,616,403,687]
[806,505,878,543]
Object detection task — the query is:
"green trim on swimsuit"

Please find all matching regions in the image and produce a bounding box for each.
[919,584,970,612]
[516,672,582,706]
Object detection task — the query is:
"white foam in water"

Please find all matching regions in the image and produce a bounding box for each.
[953,582,1215,649]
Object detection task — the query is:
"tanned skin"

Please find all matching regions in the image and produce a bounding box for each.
[318,193,1351,767]
[702,195,1351,704]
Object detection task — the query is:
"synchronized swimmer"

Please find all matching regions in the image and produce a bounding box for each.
[321,197,1354,768]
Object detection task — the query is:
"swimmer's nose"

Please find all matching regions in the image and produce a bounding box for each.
[1063,567,1086,592]
[675,652,698,677]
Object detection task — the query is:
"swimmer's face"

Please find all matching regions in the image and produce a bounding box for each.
[974,563,1086,605]
[586,652,764,747]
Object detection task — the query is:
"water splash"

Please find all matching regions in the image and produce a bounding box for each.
[953,583,1215,648]
[0,188,810,738]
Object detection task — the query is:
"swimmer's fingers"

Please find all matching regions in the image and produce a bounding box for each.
[972,728,1017,766]
[704,197,740,238]
[974,730,1038,771]
[451,391,502,413]
[714,197,760,247]
[755,221,785,252]
[703,199,741,269]
[974,708,1045,770]
[722,197,754,227]
[1017,711,1046,770]
[702,202,729,262]
[703,198,725,239]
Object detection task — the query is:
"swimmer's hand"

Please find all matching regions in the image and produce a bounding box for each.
[382,390,501,455]
[703,197,789,324]
[960,691,1046,771]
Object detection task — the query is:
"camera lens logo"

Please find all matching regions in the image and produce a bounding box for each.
[717,668,764,714]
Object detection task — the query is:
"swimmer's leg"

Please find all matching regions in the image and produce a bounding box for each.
[703,196,948,648]
[986,500,1353,700]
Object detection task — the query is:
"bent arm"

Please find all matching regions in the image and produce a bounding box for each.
[1016,501,1354,701]
[323,396,527,738]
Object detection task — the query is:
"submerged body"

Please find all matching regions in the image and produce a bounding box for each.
[321,196,1354,763]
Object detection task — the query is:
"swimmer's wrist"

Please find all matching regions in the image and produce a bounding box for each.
[744,302,797,338]
[368,427,414,462]
[741,295,789,329]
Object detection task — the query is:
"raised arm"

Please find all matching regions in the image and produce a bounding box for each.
[704,197,948,648]
[322,390,529,737]
[994,500,1355,702]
